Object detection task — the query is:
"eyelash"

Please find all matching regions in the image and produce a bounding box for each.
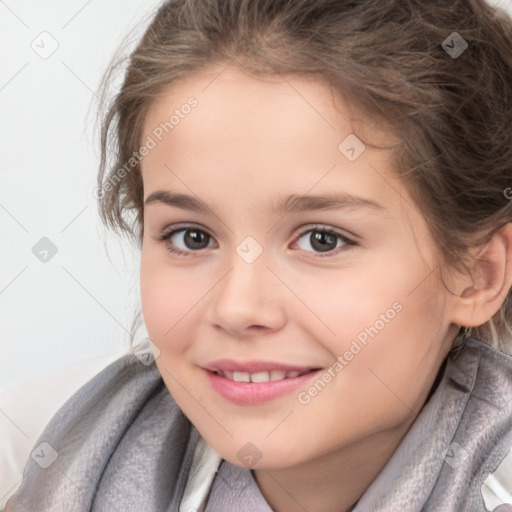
[152,224,357,258]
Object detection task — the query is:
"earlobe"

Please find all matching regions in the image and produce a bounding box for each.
[451,223,512,328]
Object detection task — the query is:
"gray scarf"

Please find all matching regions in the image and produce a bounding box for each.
[6,336,512,511]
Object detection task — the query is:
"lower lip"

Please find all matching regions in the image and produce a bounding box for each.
[205,369,320,405]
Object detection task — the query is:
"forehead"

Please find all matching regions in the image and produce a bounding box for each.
[140,65,402,212]
[142,64,395,152]
[142,66,351,158]
[143,65,343,129]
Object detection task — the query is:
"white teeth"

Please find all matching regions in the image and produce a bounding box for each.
[250,371,271,383]
[270,370,287,381]
[233,371,251,382]
[218,369,310,382]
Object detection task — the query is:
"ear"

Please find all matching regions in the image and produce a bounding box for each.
[450,223,512,328]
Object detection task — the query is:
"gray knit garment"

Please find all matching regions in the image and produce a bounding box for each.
[6,336,512,511]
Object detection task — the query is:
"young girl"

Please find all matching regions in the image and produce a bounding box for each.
[6,0,512,510]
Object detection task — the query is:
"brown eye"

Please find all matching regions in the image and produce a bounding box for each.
[182,229,210,250]
[309,231,338,252]
[293,226,355,256]
[156,226,216,255]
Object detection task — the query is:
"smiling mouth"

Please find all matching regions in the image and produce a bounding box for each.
[213,369,318,383]
[205,364,322,404]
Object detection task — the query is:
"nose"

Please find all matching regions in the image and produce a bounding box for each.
[208,255,287,338]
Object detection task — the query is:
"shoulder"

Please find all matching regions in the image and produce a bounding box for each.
[36,347,166,436]
[37,344,180,444]
[458,337,512,405]
[1,352,121,508]
[5,345,191,511]
[448,337,512,455]
[437,337,512,510]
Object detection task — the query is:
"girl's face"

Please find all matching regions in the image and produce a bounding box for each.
[140,65,461,470]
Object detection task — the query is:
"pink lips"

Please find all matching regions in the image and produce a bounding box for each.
[204,359,320,405]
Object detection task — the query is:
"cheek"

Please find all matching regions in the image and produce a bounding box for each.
[329,283,447,421]
[289,256,420,350]
[139,253,198,351]
[310,255,446,388]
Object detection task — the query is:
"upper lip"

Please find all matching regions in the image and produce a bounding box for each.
[204,359,320,373]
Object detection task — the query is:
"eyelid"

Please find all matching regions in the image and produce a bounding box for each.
[292,223,356,243]
[155,222,214,241]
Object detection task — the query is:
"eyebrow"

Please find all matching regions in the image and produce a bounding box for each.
[144,190,384,215]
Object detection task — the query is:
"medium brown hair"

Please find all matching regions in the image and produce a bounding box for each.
[96,0,512,353]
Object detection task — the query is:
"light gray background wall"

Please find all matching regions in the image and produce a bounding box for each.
[1,0,511,389]
[0,0,163,389]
